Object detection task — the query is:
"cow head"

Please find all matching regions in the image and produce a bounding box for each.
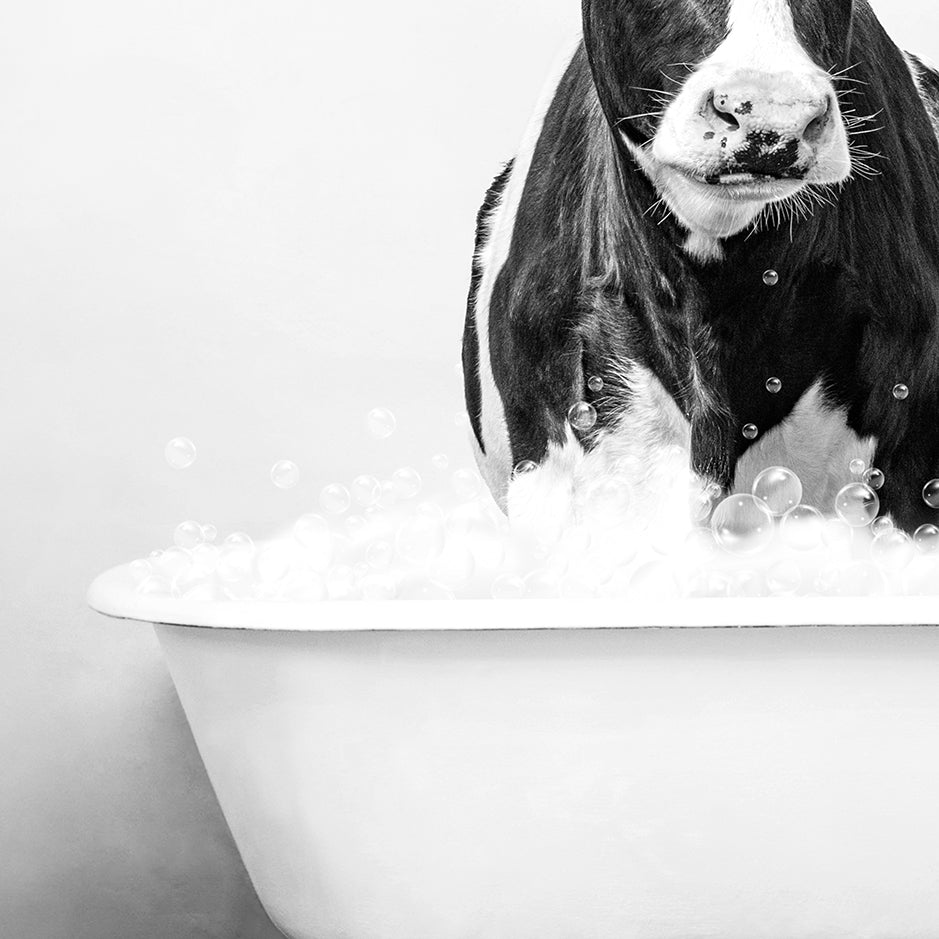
[583,0,857,243]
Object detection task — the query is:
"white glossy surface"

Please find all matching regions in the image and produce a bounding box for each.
[89,562,939,631]
[155,623,939,939]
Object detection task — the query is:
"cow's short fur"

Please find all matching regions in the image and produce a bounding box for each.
[463,0,939,536]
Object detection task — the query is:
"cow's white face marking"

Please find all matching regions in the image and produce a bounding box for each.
[627,0,852,246]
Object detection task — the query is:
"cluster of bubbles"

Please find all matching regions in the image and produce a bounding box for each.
[136,408,939,603]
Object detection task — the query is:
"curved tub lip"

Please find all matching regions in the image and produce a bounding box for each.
[87,563,939,632]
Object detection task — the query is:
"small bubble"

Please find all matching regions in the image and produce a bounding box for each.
[391,467,422,500]
[864,468,885,490]
[849,458,867,476]
[129,559,152,586]
[366,540,394,569]
[224,532,254,548]
[174,520,204,550]
[271,460,300,490]
[915,524,939,553]
[491,574,526,600]
[201,523,217,543]
[923,479,939,509]
[893,383,910,401]
[452,468,483,501]
[431,453,449,471]
[320,483,352,515]
[752,466,803,516]
[742,423,759,440]
[165,437,196,469]
[765,377,782,394]
[587,376,604,393]
[513,460,538,479]
[870,516,893,536]
[366,407,396,440]
[835,482,880,528]
[568,401,598,433]
[872,529,915,571]
[711,494,775,557]
[763,269,779,286]
[351,474,382,507]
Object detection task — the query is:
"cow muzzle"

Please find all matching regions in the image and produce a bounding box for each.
[631,64,852,240]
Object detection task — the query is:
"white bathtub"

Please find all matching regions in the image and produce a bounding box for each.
[89,564,939,939]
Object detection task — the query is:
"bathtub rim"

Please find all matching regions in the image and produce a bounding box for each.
[87,562,939,631]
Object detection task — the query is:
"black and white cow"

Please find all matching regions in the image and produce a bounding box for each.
[463,0,939,538]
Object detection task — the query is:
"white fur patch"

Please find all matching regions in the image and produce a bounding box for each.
[733,381,876,509]
[471,37,583,508]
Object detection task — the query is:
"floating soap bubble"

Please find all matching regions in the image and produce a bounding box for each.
[351,474,381,507]
[781,504,825,551]
[915,524,939,553]
[568,401,598,432]
[129,559,152,586]
[587,376,604,393]
[431,453,449,471]
[366,407,396,439]
[765,377,782,394]
[452,468,482,501]
[742,423,759,440]
[320,483,352,515]
[174,520,204,550]
[849,459,867,476]
[491,574,525,600]
[513,460,538,479]
[864,468,885,490]
[225,532,254,548]
[893,383,910,401]
[767,560,802,595]
[201,523,218,543]
[391,467,422,500]
[872,529,915,571]
[763,270,779,286]
[834,483,880,528]
[870,516,893,536]
[711,494,775,556]
[752,466,802,516]
[366,540,394,570]
[923,479,939,509]
[270,460,300,490]
[165,437,196,469]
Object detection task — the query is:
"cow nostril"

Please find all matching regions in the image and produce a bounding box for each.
[803,99,832,144]
[707,93,741,130]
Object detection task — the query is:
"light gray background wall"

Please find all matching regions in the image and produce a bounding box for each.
[1,1,935,936]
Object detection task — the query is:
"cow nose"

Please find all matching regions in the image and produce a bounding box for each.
[703,83,832,174]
